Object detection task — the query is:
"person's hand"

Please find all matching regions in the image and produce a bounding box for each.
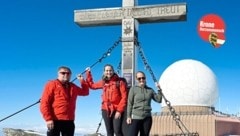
[155,82,161,89]
[126,117,132,124]
[85,67,91,72]
[77,74,83,80]
[46,120,54,130]
[114,111,121,119]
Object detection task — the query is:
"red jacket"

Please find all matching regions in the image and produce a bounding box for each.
[86,71,127,114]
[40,79,89,121]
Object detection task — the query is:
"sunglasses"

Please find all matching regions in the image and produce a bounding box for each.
[59,72,70,75]
[137,77,146,81]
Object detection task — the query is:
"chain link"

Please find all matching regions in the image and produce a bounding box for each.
[135,39,199,136]
[116,60,122,75]
[89,36,121,69]
[0,37,123,123]
[2,36,199,136]
[72,37,122,82]
[0,99,41,122]
[135,40,157,83]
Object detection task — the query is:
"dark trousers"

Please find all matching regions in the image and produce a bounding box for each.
[127,116,152,136]
[47,120,75,136]
[102,110,123,136]
[121,107,129,136]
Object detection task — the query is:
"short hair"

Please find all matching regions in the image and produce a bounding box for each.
[136,71,145,78]
[58,66,72,74]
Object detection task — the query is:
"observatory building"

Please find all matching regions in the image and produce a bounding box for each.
[150,59,240,136]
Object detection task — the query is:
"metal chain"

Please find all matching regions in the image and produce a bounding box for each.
[72,37,122,82]
[135,39,199,136]
[0,99,41,122]
[95,118,104,136]
[116,60,122,75]
[0,37,122,123]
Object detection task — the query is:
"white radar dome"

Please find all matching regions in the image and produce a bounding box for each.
[159,59,218,107]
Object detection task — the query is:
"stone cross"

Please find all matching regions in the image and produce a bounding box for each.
[74,0,187,87]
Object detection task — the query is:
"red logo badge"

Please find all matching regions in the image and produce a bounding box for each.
[197,14,226,48]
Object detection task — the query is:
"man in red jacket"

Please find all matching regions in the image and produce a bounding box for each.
[40,66,89,136]
[86,64,128,136]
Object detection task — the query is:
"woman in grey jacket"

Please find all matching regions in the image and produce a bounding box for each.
[126,71,162,136]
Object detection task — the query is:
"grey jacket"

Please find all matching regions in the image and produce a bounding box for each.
[127,85,162,119]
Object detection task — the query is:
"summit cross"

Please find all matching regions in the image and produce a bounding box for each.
[74,0,187,87]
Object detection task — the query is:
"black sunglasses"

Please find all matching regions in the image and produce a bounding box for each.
[137,77,146,80]
[59,72,70,75]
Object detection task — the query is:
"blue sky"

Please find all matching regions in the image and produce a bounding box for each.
[0,0,239,135]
